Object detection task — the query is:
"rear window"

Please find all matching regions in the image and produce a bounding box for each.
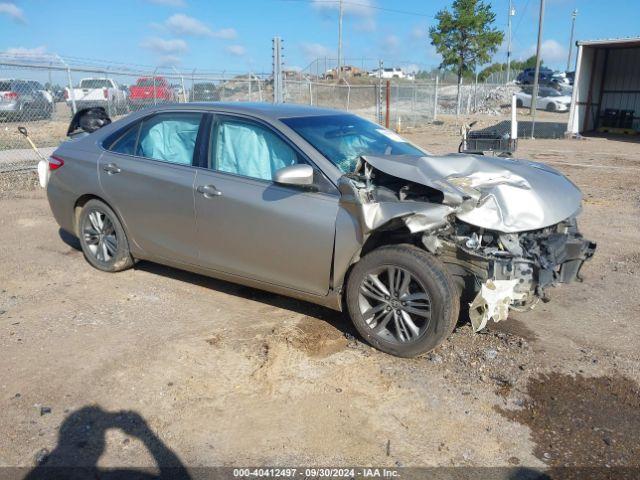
[136,78,162,87]
[80,79,112,89]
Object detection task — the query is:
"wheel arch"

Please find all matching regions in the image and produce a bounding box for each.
[339,226,424,310]
[73,194,123,237]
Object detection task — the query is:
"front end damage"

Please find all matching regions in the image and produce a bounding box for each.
[339,154,596,331]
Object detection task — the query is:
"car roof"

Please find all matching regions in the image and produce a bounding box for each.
[155,102,348,120]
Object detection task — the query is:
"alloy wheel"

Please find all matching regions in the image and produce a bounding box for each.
[358,265,432,344]
[82,209,118,263]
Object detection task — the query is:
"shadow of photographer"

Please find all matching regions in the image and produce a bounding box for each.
[25,405,190,480]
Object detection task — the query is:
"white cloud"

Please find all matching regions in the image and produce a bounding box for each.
[147,0,186,6]
[411,26,426,41]
[162,14,237,39]
[213,28,237,40]
[526,39,568,64]
[226,45,246,56]
[311,0,374,17]
[165,13,212,36]
[141,37,188,54]
[300,43,333,59]
[0,2,25,22]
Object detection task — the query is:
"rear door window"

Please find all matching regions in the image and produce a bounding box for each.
[136,112,203,165]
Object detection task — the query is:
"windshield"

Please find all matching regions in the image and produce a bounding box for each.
[281,114,426,173]
[541,88,562,97]
[80,79,111,89]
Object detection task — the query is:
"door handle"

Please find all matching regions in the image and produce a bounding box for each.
[103,163,121,175]
[196,184,222,198]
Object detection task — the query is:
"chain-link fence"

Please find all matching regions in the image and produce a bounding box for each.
[1,55,520,170]
[0,58,272,170]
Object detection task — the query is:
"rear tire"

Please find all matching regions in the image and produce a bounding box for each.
[516,99,523,108]
[78,199,134,272]
[346,244,459,358]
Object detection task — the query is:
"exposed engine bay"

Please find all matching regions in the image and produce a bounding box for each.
[339,153,596,331]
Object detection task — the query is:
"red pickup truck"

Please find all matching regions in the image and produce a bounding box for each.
[128,76,176,109]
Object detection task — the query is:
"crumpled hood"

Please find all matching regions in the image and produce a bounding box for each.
[363,153,583,233]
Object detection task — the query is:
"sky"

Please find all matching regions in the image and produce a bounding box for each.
[0,0,639,75]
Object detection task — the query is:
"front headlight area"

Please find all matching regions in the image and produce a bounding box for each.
[429,218,596,331]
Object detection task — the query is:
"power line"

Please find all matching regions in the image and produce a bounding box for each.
[512,0,532,39]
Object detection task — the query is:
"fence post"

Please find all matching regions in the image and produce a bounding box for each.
[191,69,196,102]
[66,67,77,114]
[474,71,479,113]
[385,80,390,128]
[172,66,186,103]
[433,75,438,121]
[308,80,313,105]
[412,80,416,112]
[511,93,518,140]
[272,37,284,103]
[57,55,77,114]
[152,68,157,106]
[377,60,384,125]
[342,78,351,111]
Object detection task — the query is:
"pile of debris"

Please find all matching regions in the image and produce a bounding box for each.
[479,84,520,113]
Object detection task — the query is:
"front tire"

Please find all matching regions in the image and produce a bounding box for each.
[346,245,459,357]
[546,102,556,112]
[78,199,134,272]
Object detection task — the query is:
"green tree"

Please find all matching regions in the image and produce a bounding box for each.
[429,0,503,113]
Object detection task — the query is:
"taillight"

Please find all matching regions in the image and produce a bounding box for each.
[48,156,64,170]
[103,88,108,99]
[3,91,18,100]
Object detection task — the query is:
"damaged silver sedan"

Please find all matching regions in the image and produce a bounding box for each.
[45,103,595,357]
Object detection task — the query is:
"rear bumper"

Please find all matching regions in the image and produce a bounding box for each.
[46,173,77,235]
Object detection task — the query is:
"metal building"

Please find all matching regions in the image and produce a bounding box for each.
[567,37,640,136]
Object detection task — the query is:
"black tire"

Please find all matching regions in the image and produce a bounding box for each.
[546,102,556,112]
[516,99,523,108]
[78,199,134,272]
[346,244,460,358]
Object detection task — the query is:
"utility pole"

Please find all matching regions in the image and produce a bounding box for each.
[567,9,578,71]
[272,36,284,103]
[530,0,546,138]
[337,0,343,80]
[506,0,515,83]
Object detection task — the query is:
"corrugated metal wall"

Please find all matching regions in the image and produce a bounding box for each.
[568,43,640,134]
[600,48,640,124]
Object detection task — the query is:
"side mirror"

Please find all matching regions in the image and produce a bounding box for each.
[273,164,314,187]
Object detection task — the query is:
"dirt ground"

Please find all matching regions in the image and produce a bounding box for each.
[1,117,639,477]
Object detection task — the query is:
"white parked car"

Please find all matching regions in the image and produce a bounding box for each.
[515,86,572,112]
[65,78,128,115]
[369,67,407,79]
